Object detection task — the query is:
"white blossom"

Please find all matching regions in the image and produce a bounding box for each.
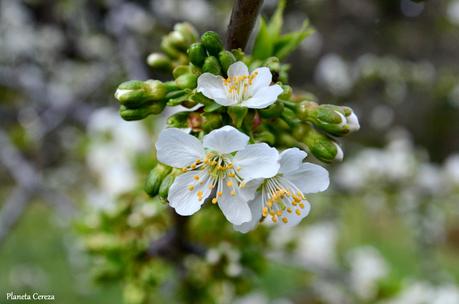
[197,61,283,109]
[155,126,279,225]
[234,148,329,232]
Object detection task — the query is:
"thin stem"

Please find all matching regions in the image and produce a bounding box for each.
[225,0,264,50]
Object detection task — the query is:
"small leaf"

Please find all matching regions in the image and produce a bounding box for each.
[273,21,314,60]
[252,18,274,60]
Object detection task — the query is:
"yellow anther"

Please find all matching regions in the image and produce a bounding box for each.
[267,200,273,208]
[262,207,268,217]
[197,191,203,197]
[292,201,298,206]
[287,208,292,213]
[181,168,187,172]
[227,163,233,169]
[299,203,305,209]
[269,210,275,216]
[282,217,288,223]
[272,215,278,223]
[191,164,196,169]
[212,198,218,204]
[193,175,200,181]
[188,185,194,191]
[295,209,301,216]
[228,172,235,177]
[217,191,223,197]
[208,184,214,190]
[226,180,233,187]
[230,190,236,196]
[276,210,283,216]
[237,166,241,171]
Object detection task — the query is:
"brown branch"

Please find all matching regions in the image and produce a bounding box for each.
[225,0,264,50]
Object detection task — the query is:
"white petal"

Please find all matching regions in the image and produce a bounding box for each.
[242,85,283,109]
[248,67,272,95]
[347,112,360,131]
[156,128,205,168]
[234,143,280,180]
[203,125,249,154]
[168,170,212,215]
[233,193,263,233]
[197,73,232,105]
[284,163,330,194]
[217,177,259,225]
[227,61,249,78]
[279,148,307,174]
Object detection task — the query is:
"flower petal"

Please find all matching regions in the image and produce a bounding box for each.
[203,125,249,154]
[156,128,205,168]
[284,163,330,194]
[234,143,280,180]
[233,193,263,233]
[197,73,234,105]
[227,61,249,78]
[248,67,272,95]
[217,178,259,225]
[242,85,283,109]
[279,148,307,174]
[168,170,212,216]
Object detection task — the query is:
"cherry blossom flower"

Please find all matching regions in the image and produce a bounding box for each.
[235,148,329,232]
[196,61,283,109]
[155,126,279,225]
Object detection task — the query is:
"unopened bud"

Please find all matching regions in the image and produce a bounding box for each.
[159,169,181,199]
[300,103,360,137]
[160,37,181,59]
[115,80,167,108]
[264,57,281,73]
[201,31,224,56]
[175,73,197,89]
[303,126,343,163]
[172,65,191,79]
[218,50,237,73]
[174,22,198,45]
[144,163,172,197]
[202,56,222,75]
[119,100,166,121]
[188,43,207,67]
[279,85,293,100]
[259,101,284,118]
[147,53,172,70]
[228,106,248,128]
[254,130,276,145]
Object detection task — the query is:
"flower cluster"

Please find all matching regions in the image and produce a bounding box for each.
[155,125,329,231]
[113,13,359,232]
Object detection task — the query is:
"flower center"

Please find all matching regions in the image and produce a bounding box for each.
[223,71,258,103]
[261,177,307,224]
[181,151,246,204]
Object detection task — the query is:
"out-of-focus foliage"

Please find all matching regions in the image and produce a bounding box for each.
[1,0,459,304]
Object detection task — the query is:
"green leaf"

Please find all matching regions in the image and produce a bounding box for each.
[273,21,314,60]
[267,0,286,38]
[252,18,274,60]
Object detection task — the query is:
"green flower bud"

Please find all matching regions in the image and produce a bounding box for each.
[202,112,223,132]
[167,111,189,128]
[273,118,290,130]
[182,99,198,109]
[218,50,237,73]
[188,43,207,67]
[292,124,308,141]
[115,80,167,108]
[299,103,360,137]
[168,31,189,50]
[119,101,166,121]
[202,56,222,75]
[303,126,343,163]
[296,101,319,121]
[146,53,172,70]
[201,31,224,56]
[160,37,181,59]
[159,169,181,199]
[172,65,190,79]
[175,73,197,89]
[227,106,248,128]
[259,101,284,118]
[278,133,298,147]
[254,130,276,145]
[144,164,172,197]
[174,22,198,44]
[264,57,281,73]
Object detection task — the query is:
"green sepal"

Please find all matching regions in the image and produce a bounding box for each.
[202,112,224,132]
[259,101,284,118]
[175,73,197,89]
[228,106,248,128]
[166,89,193,106]
[159,169,181,199]
[167,111,189,128]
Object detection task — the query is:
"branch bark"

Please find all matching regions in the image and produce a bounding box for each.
[225,0,264,50]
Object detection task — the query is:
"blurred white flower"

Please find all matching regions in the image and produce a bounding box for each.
[347,246,389,300]
[315,54,352,96]
[444,154,459,186]
[448,0,459,25]
[296,222,338,267]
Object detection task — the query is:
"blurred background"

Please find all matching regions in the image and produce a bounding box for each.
[1,0,459,303]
